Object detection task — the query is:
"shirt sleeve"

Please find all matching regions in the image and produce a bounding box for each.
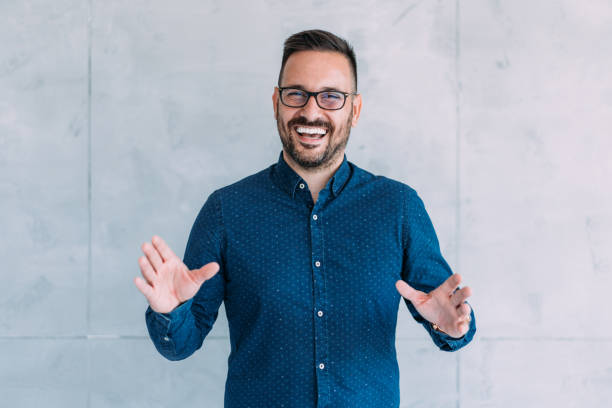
[400,186,476,352]
[145,189,226,361]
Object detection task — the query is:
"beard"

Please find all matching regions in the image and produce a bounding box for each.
[275,100,353,170]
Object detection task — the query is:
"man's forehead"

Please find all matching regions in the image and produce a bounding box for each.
[282,84,345,92]
[281,50,353,90]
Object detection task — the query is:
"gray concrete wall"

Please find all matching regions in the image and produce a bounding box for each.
[1,1,611,407]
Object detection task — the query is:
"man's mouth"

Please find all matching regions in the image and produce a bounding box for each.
[293,125,329,144]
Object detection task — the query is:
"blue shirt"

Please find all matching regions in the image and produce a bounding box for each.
[145,150,476,407]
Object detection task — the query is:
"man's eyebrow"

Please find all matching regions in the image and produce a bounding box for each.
[282,84,343,92]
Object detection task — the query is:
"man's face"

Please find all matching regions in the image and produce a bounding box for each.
[272,50,362,170]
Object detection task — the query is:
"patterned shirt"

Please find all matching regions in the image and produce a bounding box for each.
[145,150,476,407]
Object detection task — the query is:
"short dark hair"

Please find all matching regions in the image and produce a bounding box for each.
[278,29,358,92]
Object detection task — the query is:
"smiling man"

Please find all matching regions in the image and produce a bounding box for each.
[136,29,476,407]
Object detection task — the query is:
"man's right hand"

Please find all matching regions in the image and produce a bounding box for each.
[134,235,220,314]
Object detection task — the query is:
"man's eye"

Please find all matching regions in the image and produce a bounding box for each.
[321,92,341,100]
[287,90,305,97]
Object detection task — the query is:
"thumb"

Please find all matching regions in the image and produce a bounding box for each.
[395,280,419,302]
[191,261,220,285]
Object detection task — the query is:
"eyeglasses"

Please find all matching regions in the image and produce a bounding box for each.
[278,87,358,110]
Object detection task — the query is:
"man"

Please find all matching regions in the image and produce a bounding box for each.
[135,29,476,407]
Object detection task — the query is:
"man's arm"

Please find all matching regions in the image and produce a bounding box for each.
[144,189,226,361]
[399,186,476,352]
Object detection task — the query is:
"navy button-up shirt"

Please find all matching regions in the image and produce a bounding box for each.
[145,150,476,407]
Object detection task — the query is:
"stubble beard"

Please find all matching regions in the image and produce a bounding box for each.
[275,101,353,170]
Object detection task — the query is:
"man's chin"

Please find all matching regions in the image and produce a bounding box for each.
[287,146,327,168]
[280,128,343,169]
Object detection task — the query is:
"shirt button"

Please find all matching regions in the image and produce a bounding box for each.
[319,363,325,370]
[315,261,321,267]
[163,336,170,341]
[299,183,305,189]
[312,214,318,220]
[317,310,323,317]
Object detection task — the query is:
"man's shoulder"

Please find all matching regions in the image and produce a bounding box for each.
[211,162,275,198]
[349,161,417,196]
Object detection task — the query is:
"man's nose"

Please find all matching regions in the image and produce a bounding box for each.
[300,94,323,120]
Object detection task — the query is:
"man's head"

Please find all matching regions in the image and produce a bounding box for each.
[272,29,362,170]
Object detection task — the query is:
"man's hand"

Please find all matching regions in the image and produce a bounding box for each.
[134,235,220,314]
[395,274,472,339]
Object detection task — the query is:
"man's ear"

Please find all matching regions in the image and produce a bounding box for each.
[272,87,279,119]
[351,93,362,127]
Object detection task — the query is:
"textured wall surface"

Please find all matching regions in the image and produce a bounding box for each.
[1,1,611,407]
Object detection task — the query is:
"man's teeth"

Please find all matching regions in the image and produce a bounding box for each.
[296,126,327,136]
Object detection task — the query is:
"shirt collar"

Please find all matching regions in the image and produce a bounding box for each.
[272,150,351,199]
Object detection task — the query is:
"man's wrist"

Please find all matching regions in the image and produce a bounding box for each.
[431,322,466,339]
[431,322,446,334]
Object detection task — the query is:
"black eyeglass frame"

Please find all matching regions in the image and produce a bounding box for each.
[277,86,359,111]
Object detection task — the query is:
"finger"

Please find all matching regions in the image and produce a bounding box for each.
[141,241,163,272]
[395,280,423,302]
[138,256,157,285]
[134,276,154,301]
[457,320,470,336]
[450,286,472,307]
[151,235,176,263]
[452,312,471,334]
[456,302,471,318]
[190,262,220,284]
[439,273,462,296]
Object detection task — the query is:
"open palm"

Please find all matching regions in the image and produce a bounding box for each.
[396,273,472,338]
[134,235,220,314]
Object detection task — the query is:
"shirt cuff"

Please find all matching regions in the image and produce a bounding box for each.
[146,298,194,337]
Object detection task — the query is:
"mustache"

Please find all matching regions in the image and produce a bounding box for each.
[287,117,333,131]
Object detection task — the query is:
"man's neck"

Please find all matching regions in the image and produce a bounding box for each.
[282,150,344,204]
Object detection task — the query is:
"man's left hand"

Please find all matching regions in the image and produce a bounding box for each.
[395,274,472,339]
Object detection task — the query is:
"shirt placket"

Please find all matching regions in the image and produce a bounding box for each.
[310,190,331,407]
